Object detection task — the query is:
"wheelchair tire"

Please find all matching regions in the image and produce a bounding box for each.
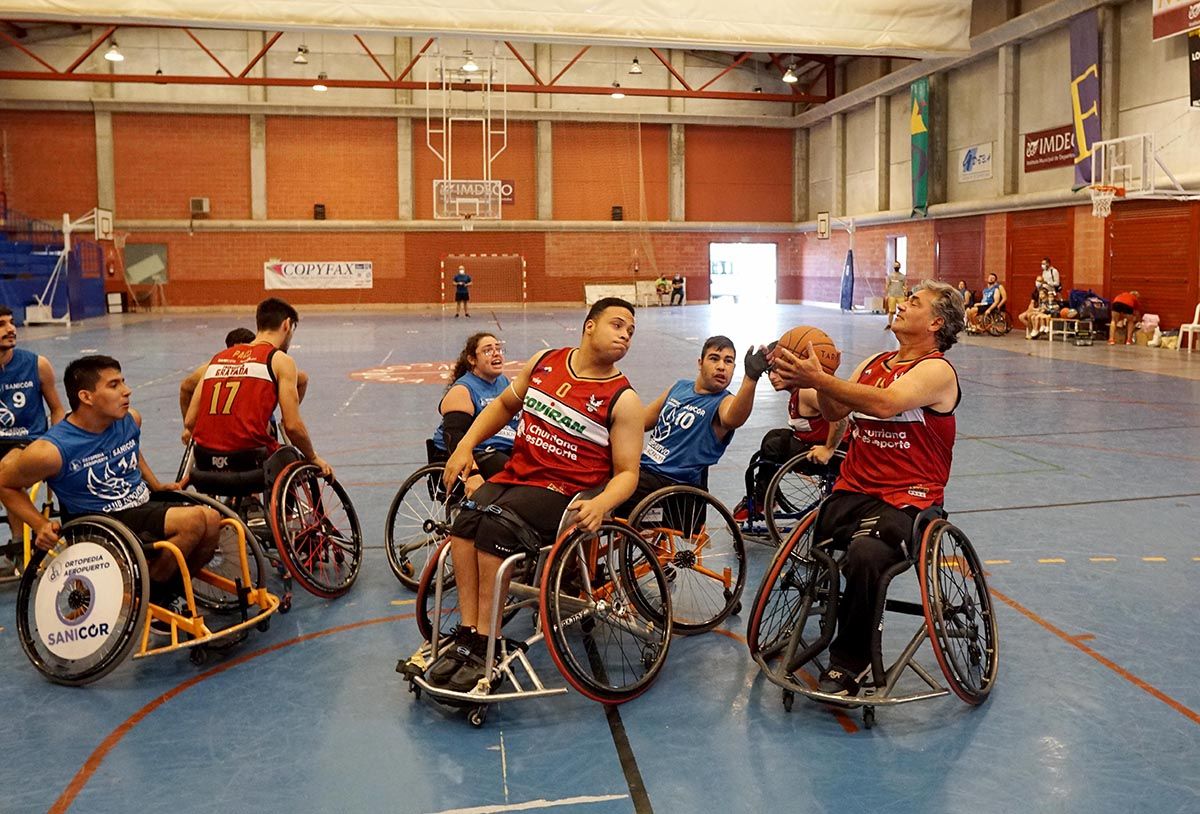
[919,519,999,705]
[764,453,832,547]
[541,522,673,704]
[414,539,533,643]
[185,493,269,614]
[16,516,150,686]
[384,463,462,591]
[628,485,745,634]
[986,311,1012,337]
[746,510,826,660]
[269,462,363,598]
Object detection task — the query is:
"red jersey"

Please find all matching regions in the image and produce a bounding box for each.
[834,350,959,510]
[192,343,280,453]
[787,389,832,444]
[491,347,634,495]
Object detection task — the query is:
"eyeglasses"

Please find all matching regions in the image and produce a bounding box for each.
[478,344,505,358]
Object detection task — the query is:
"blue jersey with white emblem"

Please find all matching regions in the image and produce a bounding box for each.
[0,348,47,439]
[43,414,149,514]
[433,371,519,453]
[641,379,732,485]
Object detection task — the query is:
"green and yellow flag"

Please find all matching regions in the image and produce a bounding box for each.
[910,77,930,217]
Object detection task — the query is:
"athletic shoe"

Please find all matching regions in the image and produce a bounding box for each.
[1126,339,1134,345]
[818,665,860,698]
[149,594,191,637]
[446,636,498,693]
[1107,339,1115,345]
[425,626,479,686]
[732,498,750,522]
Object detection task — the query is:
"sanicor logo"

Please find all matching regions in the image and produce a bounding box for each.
[524,395,586,433]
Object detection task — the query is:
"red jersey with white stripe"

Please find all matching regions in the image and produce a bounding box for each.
[834,350,959,510]
[491,347,634,494]
[787,389,831,444]
[192,343,280,453]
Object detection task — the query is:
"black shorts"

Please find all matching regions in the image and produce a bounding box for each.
[813,491,920,555]
[475,449,511,480]
[1111,301,1134,315]
[449,481,572,558]
[455,291,470,302]
[0,438,30,460]
[107,499,172,546]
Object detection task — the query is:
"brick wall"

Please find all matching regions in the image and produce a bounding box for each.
[685,125,793,222]
[552,122,669,221]
[412,121,537,220]
[0,111,97,220]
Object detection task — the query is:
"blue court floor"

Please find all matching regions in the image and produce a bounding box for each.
[1,303,1198,814]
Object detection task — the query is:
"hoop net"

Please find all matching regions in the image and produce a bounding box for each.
[1089,184,1124,219]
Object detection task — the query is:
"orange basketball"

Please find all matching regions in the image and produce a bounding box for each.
[1059,307,1071,318]
[777,325,841,374]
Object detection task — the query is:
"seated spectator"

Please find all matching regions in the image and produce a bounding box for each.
[1018,277,1043,338]
[956,280,974,310]
[1029,287,1061,339]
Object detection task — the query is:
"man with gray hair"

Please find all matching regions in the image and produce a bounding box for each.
[767,280,965,699]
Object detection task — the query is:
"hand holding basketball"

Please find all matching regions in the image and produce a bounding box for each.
[776,325,841,375]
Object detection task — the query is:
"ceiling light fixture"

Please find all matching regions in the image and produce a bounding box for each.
[312,72,328,92]
[293,45,309,65]
[104,41,124,62]
[462,51,480,73]
[610,81,625,99]
[782,65,799,84]
[629,57,642,75]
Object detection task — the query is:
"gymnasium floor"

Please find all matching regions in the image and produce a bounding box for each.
[2,303,1198,814]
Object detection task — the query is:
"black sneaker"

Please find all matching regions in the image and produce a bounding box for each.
[426,627,479,686]
[446,636,499,693]
[149,595,190,637]
[818,665,860,698]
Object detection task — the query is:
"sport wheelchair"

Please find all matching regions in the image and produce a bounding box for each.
[738,450,837,546]
[15,491,279,684]
[399,491,674,727]
[181,440,363,607]
[384,440,463,591]
[746,505,998,728]
[0,479,57,584]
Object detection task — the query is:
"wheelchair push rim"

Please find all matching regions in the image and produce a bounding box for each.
[185,493,269,614]
[919,519,1000,705]
[16,516,150,686]
[628,485,745,634]
[270,461,363,598]
[764,454,831,547]
[385,463,462,591]
[746,509,821,660]
[540,521,673,704]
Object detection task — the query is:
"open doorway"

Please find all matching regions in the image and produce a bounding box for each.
[709,243,777,304]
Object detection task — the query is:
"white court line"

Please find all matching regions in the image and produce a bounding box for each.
[540,339,550,348]
[134,366,195,390]
[335,349,393,416]
[500,730,509,803]
[426,795,629,814]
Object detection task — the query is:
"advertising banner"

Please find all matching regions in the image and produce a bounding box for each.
[910,77,930,217]
[1069,10,1102,188]
[958,142,994,182]
[264,260,373,289]
[1023,125,1076,172]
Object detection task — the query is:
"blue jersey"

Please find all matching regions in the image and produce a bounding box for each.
[433,371,519,454]
[641,379,732,485]
[43,414,149,515]
[0,348,48,439]
[453,273,471,296]
[981,282,999,306]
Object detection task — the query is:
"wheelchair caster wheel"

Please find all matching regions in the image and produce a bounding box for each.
[468,705,488,728]
[410,683,422,700]
[279,594,292,614]
[862,707,875,729]
[256,618,271,633]
[189,647,209,667]
[782,690,794,712]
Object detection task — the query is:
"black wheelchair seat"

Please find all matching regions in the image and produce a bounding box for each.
[189,445,302,497]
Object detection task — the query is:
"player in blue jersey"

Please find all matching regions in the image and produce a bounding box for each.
[431,333,519,494]
[619,335,767,513]
[0,305,66,572]
[0,356,220,620]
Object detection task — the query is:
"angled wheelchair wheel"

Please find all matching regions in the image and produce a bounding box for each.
[414,539,533,643]
[628,485,745,634]
[986,310,1012,337]
[188,496,268,613]
[919,519,999,705]
[746,510,831,660]
[270,462,363,598]
[764,454,832,546]
[541,522,673,704]
[385,463,462,591]
[16,516,150,686]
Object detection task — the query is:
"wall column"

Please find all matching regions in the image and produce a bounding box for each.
[996,45,1019,196]
[669,123,685,221]
[831,112,846,217]
[927,73,949,206]
[247,32,266,103]
[667,49,686,114]
[94,111,115,212]
[397,117,413,219]
[394,38,413,106]
[793,129,808,223]
[535,44,552,110]
[249,114,266,220]
[1099,5,1119,143]
[536,120,553,220]
[874,95,890,212]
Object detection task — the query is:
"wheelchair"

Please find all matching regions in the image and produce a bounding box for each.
[745,504,999,728]
[624,481,746,634]
[399,491,674,727]
[182,439,363,607]
[738,450,837,546]
[384,440,463,591]
[15,491,279,684]
[0,480,57,584]
[976,307,1011,336]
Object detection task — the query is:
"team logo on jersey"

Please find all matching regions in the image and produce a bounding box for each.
[0,400,13,428]
[586,395,604,413]
[85,452,138,501]
[532,377,543,385]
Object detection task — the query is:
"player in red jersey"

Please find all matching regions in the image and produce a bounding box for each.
[184,298,331,478]
[769,280,965,699]
[424,298,643,693]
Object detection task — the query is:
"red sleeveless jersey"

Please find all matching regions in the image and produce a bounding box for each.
[192,343,280,453]
[491,347,634,495]
[834,350,959,510]
[787,389,832,444]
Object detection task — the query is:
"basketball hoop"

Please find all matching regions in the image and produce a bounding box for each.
[1089,184,1124,218]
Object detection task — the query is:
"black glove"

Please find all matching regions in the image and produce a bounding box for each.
[744,346,769,381]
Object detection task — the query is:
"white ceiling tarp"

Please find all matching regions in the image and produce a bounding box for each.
[0,1,973,56]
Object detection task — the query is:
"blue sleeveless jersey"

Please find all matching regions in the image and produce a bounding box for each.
[642,379,732,485]
[432,371,519,453]
[0,348,48,439]
[43,414,150,514]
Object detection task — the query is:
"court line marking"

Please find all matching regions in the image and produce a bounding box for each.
[500,730,510,804]
[425,794,630,814]
[1038,558,1065,564]
[983,559,1011,565]
[390,598,416,606]
[1089,557,1117,562]
[954,490,1200,515]
[990,588,1200,727]
[51,612,415,814]
[1142,556,1168,562]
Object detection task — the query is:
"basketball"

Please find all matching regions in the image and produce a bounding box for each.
[777,325,841,374]
[1060,307,1071,318]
